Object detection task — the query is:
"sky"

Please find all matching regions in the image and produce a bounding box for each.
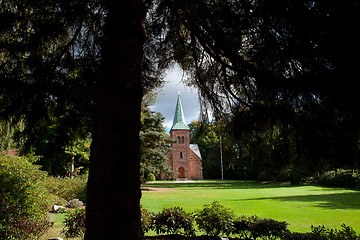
[150,65,200,132]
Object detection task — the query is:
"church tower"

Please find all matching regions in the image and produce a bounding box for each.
[165,94,203,180]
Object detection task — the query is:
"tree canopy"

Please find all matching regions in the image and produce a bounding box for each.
[153,0,360,172]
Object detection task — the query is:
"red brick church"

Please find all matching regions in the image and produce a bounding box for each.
[163,94,203,180]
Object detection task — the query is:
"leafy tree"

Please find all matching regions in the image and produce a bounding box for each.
[0,118,25,152]
[189,120,241,179]
[65,134,91,178]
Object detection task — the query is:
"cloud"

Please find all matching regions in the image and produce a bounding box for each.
[150,65,200,132]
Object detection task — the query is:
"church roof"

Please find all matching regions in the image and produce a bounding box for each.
[190,144,202,159]
[171,94,189,130]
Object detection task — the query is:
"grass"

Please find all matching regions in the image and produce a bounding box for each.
[43,180,360,238]
[141,180,360,233]
[41,212,82,240]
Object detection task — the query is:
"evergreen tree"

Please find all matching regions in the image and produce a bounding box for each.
[140,106,173,177]
[154,0,360,172]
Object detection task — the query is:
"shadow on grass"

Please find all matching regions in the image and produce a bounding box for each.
[237,191,360,210]
[145,180,300,190]
[145,181,360,211]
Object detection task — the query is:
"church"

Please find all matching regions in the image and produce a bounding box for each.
[162,94,203,180]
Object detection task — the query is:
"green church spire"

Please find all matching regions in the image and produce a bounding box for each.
[171,93,189,130]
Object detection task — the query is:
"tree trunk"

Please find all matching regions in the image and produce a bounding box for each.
[85,1,145,239]
[70,155,74,179]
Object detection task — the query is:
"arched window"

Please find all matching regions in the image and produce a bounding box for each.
[177,136,180,143]
[181,136,185,144]
[180,152,183,159]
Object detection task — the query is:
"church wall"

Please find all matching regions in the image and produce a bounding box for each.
[190,150,203,180]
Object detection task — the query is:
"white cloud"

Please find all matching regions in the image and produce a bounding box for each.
[150,65,200,132]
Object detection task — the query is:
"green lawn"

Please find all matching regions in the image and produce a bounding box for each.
[41,213,82,240]
[141,180,360,233]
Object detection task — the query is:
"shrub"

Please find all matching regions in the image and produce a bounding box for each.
[318,169,359,189]
[281,224,360,240]
[194,201,236,236]
[249,217,288,240]
[140,175,147,184]
[66,199,84,209]
[44,175,88,202]
[0,156,52,240]
[153,206,195,237]
[232,215,257,239]
[233,215,288,240]
[281,231,316,240]
[60,205,159,238]
[311,224,360,240]
[62,208,86,239]
[54,197,68,207]
[141,205,154,234]
[147,173,156,182]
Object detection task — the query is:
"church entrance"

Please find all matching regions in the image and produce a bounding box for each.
[178,167,185,178]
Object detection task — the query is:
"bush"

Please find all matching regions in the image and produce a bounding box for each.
[232,215,257,239]
[141,205,154,234]
[318,169,359,189]
[62,208,86,239]
[153,206,196,237]
[281,231,316,240]
[310,224,360,240]
[54,197,68,207]
[0,156,53,240]
[249,217,288,240]
[281,224,360,240]
[232,215,288,240]
[66,199,84,209]
[44,175,88,202]
[147,173,156,182]
[194,201,236,236]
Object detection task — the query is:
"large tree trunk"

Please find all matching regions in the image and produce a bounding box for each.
[85,1,145,239]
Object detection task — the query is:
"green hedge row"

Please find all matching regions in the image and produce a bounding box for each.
[140,201,360,240]
[61,202,360,239]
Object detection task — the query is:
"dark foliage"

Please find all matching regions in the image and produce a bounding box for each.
[317,169,360,189]
[153,0,360,176]
[153,207,196,237]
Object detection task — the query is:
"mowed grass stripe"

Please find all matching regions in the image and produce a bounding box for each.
[141,180,360,233]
